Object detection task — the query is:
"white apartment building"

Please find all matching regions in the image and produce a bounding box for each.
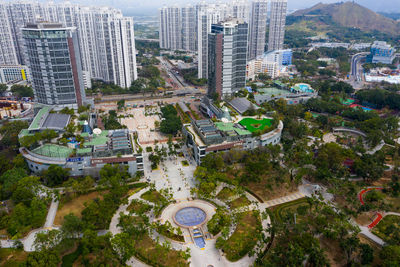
[268,0,287,51]
[197,3,230,79]
[160,1,288,79]
[0,3,18,65]
[247,59,279,80]
[0,65,31,84]
[0,1,137,88]
[248,0,268,60]
[159,6,182,51]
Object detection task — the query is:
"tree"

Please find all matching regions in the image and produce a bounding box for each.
[21,250,60,267]
[42,165,70,187]
[61,213,83,238]
[340,235,360,265]
[159,105,182,135]
[0,83,7,95]
[117,99,125,110]
[40,129,58,142]
[11,84,34,98]
[0,167,27,200]
[34,230,62,251]
[0,120,29,149]
[11,176,41,205]
[360,243,374,265]
[111,232,134,262]
[380,245,400,266]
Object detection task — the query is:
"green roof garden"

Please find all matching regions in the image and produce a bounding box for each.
[19,129,34,138]
[257,88,290,97]
[238,118,273,133]
[274,81,286,88]
[85,136,108,146]
[77,148,92,155]
[32,144,73,158]
[215,122,251,136]
[28,106,51,131]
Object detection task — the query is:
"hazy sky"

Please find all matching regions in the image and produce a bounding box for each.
[42,1,400,15]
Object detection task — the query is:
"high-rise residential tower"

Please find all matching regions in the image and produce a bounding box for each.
[248,0,268,60]
[0,3,18,65]
[22,22,85,107]
[0,2,137,88]
[197,3,228,79]
[208,19,248,99]
[159,6,182,51]
[268,0,287,51]
[182,5,197,52]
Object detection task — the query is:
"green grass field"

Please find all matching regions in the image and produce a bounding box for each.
[238,118,273,133]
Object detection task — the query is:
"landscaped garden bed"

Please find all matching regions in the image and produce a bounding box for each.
[218,211,262,261]
[216,187,236,201]
[372,215,400,245]
[228,196,251,209]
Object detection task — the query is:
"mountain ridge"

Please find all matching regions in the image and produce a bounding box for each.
[290,1,400,35]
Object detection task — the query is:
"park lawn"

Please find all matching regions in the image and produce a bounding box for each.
[372,215,400,245]
[140,189,167,205]
[222,211,262,262]
[0,248,29,267]
[54,191,104,225]
[127,199,153,215]
[244,170,296,201]
[216,187,236,201]
[228,196,251,209]
[133,234,189,266]
[272,198,310,223]
[127,183,148,196]
[238,118,272,133]
[383,196,400,213]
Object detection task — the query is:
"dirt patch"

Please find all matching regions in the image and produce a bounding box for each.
[358,234,383,266]
[54,191,104,225]
[0,248,28,266]
[354,211,376,226]
[247,179,297,201]
[319,237,346,267]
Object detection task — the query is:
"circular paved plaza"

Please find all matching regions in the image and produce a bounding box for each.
[160,200,216,229]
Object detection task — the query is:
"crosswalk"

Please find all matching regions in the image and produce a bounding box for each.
[264,192,305,208]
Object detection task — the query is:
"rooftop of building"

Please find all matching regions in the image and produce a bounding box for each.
[27,129,132,159]
[32,144,73,158]
[24,22,65,29]
[214,122,251,136]
[229,97,257,115]
[28,107,71,132]
[257,87,291,96]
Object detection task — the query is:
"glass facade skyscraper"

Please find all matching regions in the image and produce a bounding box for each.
[208,20,248,99]
[22,23,85,107]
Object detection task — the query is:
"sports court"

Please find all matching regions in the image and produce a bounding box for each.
[32,144,73,158]
[238,118,273,133]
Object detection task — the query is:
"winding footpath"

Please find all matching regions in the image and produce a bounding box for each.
[0,198,59,251]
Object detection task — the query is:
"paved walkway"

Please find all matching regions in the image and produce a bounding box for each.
[1,198,59,251]
[109,187,150,267]
[262,192,305,208]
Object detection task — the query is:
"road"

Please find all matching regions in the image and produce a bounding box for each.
[159,56,191,89]
[349,52,368,90]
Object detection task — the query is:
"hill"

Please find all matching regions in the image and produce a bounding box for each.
[291,1,400,35]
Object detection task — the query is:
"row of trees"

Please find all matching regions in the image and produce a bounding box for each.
[159,105,182,135]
